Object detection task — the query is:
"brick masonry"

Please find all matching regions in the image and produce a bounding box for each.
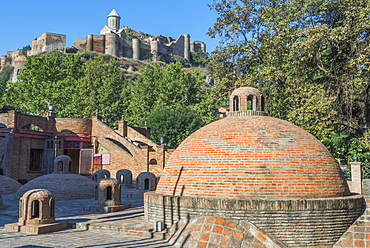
[145,192,363,247]
[157,116,349,198]
[169,216,287,248]
[14,174,97,200]
[0,175,22,194]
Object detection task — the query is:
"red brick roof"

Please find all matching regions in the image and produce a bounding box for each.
[156,116,349,198]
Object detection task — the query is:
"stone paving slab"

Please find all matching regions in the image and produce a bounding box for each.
[0,194,174,248]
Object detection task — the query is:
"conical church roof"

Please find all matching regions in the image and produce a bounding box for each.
[108,9,120,17]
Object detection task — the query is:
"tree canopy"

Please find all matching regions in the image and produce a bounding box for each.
[1,53,217,148]
[2,52,128,127]
[208,0,370,163]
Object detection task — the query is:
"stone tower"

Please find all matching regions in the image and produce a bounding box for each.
[107,9,120,32]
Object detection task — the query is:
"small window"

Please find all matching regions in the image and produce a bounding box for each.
[144,178,150,190]
[149,159,157,165]
[120,175,124,184]
[50,198,55,217]
[247,95,253,110]
[58,161,63,172]
[233,96,240,111]
[31,200,40,218]
[29,149,43,172]
[106,186,112,200]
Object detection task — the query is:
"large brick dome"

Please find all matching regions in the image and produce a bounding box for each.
[156,116,349,198]
[15,174,97,200]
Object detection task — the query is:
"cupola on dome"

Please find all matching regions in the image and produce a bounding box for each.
[156,87,349,199]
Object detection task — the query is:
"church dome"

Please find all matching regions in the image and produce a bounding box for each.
[156,115,349,198]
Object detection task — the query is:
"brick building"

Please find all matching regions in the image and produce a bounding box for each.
[0,109,170,184]
[144,87,363,247]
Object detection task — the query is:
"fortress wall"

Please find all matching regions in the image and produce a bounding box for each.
[169,35,185,57]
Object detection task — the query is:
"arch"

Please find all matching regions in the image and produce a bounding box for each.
[49,198,55,217]
[31,200,40,218]
[149,159,157,165]
[21,123,43,132]
[106,186,113,200]
[54,155,72,174]
[92,169,111,182]
[136,172,157,191]
[58,161,63,172]
[144,178,150,190]
[247,95,253,110]
[233,95,240,111]
[18,189,56,226]
[116,169,133,185]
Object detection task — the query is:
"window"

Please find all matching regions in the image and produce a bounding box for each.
[149,159,157,165]
[31,200,40,218]
[29,149,43,172]
[106,186,112,200]
[50,198,55,217]
[233,96,240,111]
[247,95,253,110]
[58,161,63,172]
[144,178,150,190]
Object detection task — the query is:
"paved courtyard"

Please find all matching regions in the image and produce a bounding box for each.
[0,194,174,248]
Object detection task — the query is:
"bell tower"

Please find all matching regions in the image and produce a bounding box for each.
[107,9,120,32]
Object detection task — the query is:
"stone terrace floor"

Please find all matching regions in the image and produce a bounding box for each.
[0,194,174,248]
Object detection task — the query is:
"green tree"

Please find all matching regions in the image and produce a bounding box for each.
[208,0,370,158]
[0,66,14,106]
[147,105,204,148]
[126,62,218,147]
[75,56,128,127]
[2,52,128,127]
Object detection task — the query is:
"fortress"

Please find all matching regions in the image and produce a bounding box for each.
[0,9,206,81]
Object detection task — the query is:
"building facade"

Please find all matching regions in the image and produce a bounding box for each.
[0,110,170,184]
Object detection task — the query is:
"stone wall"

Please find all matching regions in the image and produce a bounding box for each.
[145,192,363,247]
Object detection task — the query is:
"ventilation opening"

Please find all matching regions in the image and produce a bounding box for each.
[31,200,40,218]
[144,178,150,190]
[106,186,112,200]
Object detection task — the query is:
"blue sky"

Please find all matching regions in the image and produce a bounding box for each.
[0,1,220,57]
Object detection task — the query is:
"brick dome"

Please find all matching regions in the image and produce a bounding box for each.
[0,175,22,195]
[15,174,97,200]
[156,116,349,198]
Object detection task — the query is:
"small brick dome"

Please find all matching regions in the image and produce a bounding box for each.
[156,116,349,198]
[231,86,262,97]
[0,175,22,195]
[15,174,97,200]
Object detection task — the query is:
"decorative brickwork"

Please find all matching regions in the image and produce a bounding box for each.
[4,189,68,234]
[15,174,97,200]
[146,86,360,247]
[334,206,370,248]
[145,192,363,247]
[0,175,22,194]
[17,189,55,225]
[156,116,349,198]
[169,216,287,248]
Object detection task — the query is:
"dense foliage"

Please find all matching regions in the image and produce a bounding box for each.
[208,0,370,164]
[2,52,128,126]
[1,53,217,148]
